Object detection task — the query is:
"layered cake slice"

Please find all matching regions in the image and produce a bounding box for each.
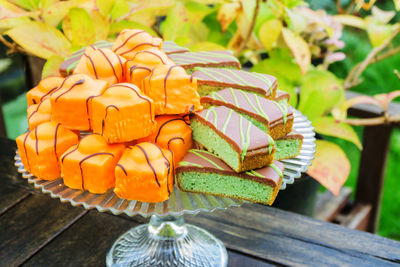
[275,132,303,160]
[191,67,277,98]
[201,88,293,140]
[168,50,240,72]
[275,90,290,105]
[190,105,275,172]
[176,149,284,205]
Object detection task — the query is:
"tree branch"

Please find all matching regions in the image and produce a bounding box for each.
[344,24,400,89]
[0,36,26,54]
[236,0,260,56]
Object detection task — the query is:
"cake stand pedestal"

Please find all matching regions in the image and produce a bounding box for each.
[15,110,315,267]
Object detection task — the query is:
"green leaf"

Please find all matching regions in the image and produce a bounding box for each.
[41,55,64,78]
[258,19,282,51]
[298,69,344,120]
[69,8,95,49]
[109,0,130,21]
[160,2,190,41]
[314,116,362,149]
[96,0,115,17]
[109,20,157,36]
[6,21,71,59]
[185,1,215,24]
[9,0,40,10]
[254,2,274,35]
[307,140,350,196]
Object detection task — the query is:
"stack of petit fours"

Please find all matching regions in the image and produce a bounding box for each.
[17,28,303,206]
[175,67,303,205]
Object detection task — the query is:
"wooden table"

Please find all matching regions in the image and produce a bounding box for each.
[1,138,400,267]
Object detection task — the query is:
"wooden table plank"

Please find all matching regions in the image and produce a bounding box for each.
[187,204,400,266]
[23,211,139,267]
[227,251,275,267]
[0,179,29,215]
[0,194,87,266]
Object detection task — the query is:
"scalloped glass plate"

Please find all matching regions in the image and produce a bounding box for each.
[14,109,315,217]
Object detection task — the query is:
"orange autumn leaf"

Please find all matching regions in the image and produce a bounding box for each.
[217,2,241,32]
[307,140,350,196]
[282,28,310,74]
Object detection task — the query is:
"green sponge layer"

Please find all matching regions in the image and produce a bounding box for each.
[275,139,302,160]
[191,118,240,171]
[177,171,275,204]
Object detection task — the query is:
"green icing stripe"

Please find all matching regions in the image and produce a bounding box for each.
[243,120,252,160]
[197,68,225,82]
[254,93,269,120]
[239,115,245,161]
[190,149,215,157]
[204,108,213,121]
[248,170,265,178]
[247,72,272,94]
[269,163,283,177]
[230,88,239,106]
[178,161,203,168]
[211,107,218,126]
[191,150,223,170]
[239,90,269,120]
[210,91,227,102]
[272,101,288,124]
[267,134,274,155]
[222,109,233,134]
[223,69,253,87]
[66,61,79,74]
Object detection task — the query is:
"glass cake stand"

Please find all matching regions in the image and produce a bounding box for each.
[14,110,315,267]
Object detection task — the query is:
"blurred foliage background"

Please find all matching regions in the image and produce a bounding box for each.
[0,0,399,239]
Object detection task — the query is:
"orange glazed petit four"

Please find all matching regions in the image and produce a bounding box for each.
[74,47,126,85]
[112,29,162,59]
[50,74,108,131]
[91,83,157,143]
[27,98,51,130]
[125,49,174,88]
[139,115,192,162]
[60,134,125,194]
[26,76,64,106]
[16,121,79,180]
[114,142,174,203]
[142,65,201,115]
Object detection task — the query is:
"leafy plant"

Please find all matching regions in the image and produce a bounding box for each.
[0,0,399,195]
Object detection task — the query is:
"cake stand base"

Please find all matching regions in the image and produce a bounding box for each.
[106,215,228,267]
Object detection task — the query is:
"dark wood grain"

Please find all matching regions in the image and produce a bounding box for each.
[0,194,86,266]
[23,211,138,267]
[187,204,400,266]
[355,125,393,232]
[227,250,275,267]
[0,179,29,215]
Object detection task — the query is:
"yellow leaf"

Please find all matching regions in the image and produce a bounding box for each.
[0,17,31,34]
[190,42,227,51]
[307,140,350,196]
[217,2,241,32]
[6,21,71,59]
[42,1,75,27]
[96,0,115,17]
[161,2,190,41]
[333,15,365,29]
[109,20,157,36]
[91,11,110,41]
[394,0,400,10]
[281,28,310,74]
[41,55,64,78]
[258,19,282,51]
[69,8,95,49]
[367,23,393,47]
[314,117,362,149]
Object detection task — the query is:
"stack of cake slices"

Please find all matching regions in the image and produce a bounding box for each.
[175,67,303,205]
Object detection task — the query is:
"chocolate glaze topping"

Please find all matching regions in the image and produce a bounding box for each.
[23,131,32,170]
[154,118,190,143]
[162,41,190,54]
[54,79,85,102]
[136,144,161,187]
[113,30,146,53]
[151,142,172,195]
[164,65,180,107]
[116,164,127,175]
[192,68,277,97]
[54,123,61,161]
[177,149,283,187]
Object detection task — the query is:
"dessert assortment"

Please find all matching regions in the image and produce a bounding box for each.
[17,28,303,206]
